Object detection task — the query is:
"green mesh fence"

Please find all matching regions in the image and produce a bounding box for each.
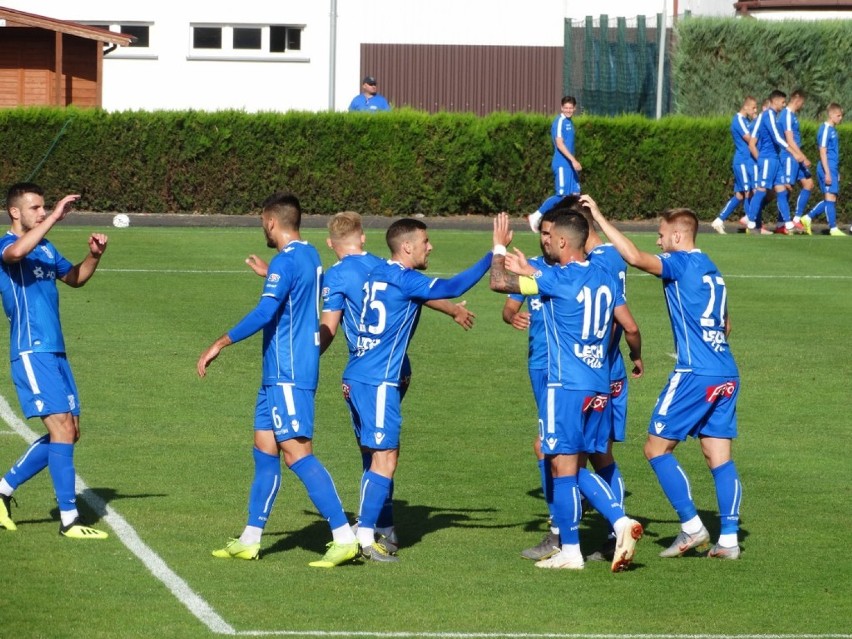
[565,14,673,118]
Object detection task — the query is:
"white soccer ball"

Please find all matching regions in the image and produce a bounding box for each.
[112,214,130,228]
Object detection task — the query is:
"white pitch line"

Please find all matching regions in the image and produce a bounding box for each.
[0,394,236,636]
[233,633,851,638]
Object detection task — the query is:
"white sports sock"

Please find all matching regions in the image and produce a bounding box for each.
[356,526,375,548]
[239,525,263,545]
[332,523,357,544]
[0,478,14,496]
[60,509,79,527]
[682,515,704,535]
[717,533,738,548]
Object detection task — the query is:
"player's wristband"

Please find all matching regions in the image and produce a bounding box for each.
[493,244,507,256]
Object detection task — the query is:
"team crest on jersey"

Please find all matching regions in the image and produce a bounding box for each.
[267,273,281,283]
[582,394,609,413]
[33,266,45,279]
[322,286,330,297]
[529,298,543,311]
[653,421,666,434]
[545,437,558,450]
[705,381,737,402]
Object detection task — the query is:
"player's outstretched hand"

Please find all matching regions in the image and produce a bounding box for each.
[246,255,268,277]
[505,247,534,276]
[88,233,108,258]
[493,212,513,249]
[451,300,475,330]
[52,194,81,222]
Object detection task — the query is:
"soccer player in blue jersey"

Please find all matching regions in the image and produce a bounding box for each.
[802,103,845,236]
[318,211,474,554]
[778,90,813,232]
[197,193,358,568]
[344,216,497,562]
[712,96,758,234]
[491,212,643,572]
[747,90,794,234]
[528,96,582,232]
[0,182,109,539]
[589,207,743,560]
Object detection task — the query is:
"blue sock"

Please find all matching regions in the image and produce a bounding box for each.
[711,460,742,535]
[719,196,741,221]
[648,453,697,523]
[776,190,791,223]
[595,462,625,510]
[796,189,811,218]
[806,201,826,220]
[747,190,766,222]
[4,434,50,489]
[825,201,837,228]
[247,448,281,529]
[47,442,77,514]
[538,459,555,520]
[290,454,348,530]
[578,467,624,528]
[552,475,581,546]
[358,470,392,530]
[376,479,395,529]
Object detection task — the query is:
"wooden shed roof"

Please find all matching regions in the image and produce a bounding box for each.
[0,6,133,46]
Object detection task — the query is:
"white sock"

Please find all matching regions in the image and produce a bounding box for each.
[356,526,375,548]
[613,516,630,537]
[682,516,704,535]
[60,509,79,527]
[717,533,738,548]
[332,523,357,544]
[0,478,13,496]
[559,543,583,560]
[528,210,543,232]
[239,525,263,545]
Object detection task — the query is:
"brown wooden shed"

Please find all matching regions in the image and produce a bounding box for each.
[0,6,132,108]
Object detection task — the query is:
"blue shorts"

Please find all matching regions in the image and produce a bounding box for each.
[343,379,401,450]
[254,384,315,442]
[552,158,580,196]
[528,367,547,415]
[779,152,811,185]
[11,352,80,419]
[817,165,840,195]
[755,156,780,189]
[607,378,628,443]
[733,157,756,193]
[648,371,739,441]
[539,386,610,455]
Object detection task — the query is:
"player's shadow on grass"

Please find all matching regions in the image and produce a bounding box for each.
[260,499,505,557]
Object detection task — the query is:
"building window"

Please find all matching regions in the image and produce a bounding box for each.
[189,24,306,60]
[233,27,261,50]
[193,27,222,49]
[121,24,150,48]
[82,22,155,58]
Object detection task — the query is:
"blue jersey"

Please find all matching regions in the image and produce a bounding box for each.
[322,252,384,357]
[0,232,73,360]
[587,244,628,382]
[532,260,618,393]
[730,113,753,162]
[551,114,575,160]
[778,107,802,148]
[817,122,840,169]
[344,253,491,385]
[753,109,787,158]
[232,241,323,389]
[508,255,549,371]
[348,94,391,112]
[656,250,739,377]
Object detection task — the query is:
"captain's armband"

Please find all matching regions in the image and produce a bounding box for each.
[519,276,539,296]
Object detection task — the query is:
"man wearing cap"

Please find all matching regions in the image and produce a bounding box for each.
[349,76,391,112]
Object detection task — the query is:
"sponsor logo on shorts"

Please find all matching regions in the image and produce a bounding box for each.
[582,394,609,412]
[653,421,666,434]
[291,419,300,433]
[705,381,737,402]
[610,380,624,397]
[375,432,385,445]
[545,437,558,450]
[35,399,44,412]
[341,383,351,401]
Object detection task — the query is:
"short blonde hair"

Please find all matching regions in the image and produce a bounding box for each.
[661,208,698,241]
[327,210,363,242]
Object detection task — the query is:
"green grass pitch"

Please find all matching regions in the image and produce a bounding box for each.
[0,224,849,638]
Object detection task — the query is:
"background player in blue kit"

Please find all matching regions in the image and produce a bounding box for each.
[778,90,812,232]
[0,182,109,540]
[491,212,642,572]
[528,96,582,232]
[711,96,758,234]
[802,103,845,236]
[197,193,358,568]
[589,207,743,560]
[747,90,792,234]
[344,216,496,562]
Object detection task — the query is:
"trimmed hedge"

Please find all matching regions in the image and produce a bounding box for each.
[0,107,848,220]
